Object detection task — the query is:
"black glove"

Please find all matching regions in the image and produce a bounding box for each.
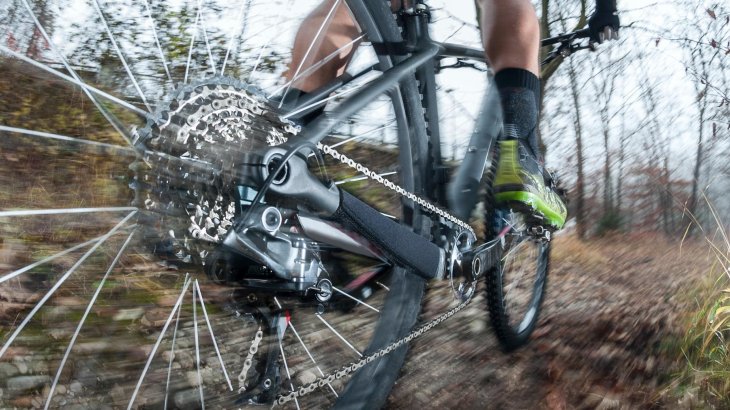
[588,0,620,43]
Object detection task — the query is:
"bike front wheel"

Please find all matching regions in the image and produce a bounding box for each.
[485,209,550,351]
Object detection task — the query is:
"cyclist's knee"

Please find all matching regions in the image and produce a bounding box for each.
[304,0,359,38]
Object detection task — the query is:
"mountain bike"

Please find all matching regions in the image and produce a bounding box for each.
[0,0,601,408]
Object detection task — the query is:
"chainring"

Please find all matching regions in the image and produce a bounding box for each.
[132,77,300,265]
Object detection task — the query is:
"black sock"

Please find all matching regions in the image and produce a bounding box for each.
[493,68,541,160]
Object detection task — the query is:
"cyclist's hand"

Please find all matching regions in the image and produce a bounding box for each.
[588,0,620,44]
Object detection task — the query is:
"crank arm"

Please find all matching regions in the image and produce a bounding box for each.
[452,233,505,283]
[247,145,445,281]
[459,222,551,282]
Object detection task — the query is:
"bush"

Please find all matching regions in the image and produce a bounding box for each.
[671,212,730,407]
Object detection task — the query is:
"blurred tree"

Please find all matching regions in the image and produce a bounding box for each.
[679,4,728,234]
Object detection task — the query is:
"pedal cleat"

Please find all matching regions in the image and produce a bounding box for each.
[493,139,567,229]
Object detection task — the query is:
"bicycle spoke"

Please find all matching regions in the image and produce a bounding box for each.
[332,286,379,313]
[503,240,530,298]
[44,230,136,410]
[248,0,295,81]
[0,211,136,359]
[128,275,192,410]
[0,206,137,218]
[268,34,365,99]
[0,125,135,153]
[281,83,363,120]
[184,9,201,84]
[288,322,338,397]
[164,273,187,410]
[221,0,251,76]
[142,0,173,83]
[335,171,396,186]
[0,235,103,284]
[0,0,437,406]
[278,338,301,410]
[315,314,362,357]
[329,123,394,148]
[196,0,217,75]
[194,279,233,391]
[19,0,136,148]
[0,46,148,117]
[504,262,527,298]
[278,0,342,108]
[501,238,527,263]
[91,0,152,112]
[375,281,390,292]
[192,282,205,409]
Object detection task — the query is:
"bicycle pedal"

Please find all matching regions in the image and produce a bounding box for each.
[528,225,552,242]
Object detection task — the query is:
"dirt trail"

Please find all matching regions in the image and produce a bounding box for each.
[0,234,708,409]
[387,234,708,409]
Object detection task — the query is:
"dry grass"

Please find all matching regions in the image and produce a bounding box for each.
[663,199,730,407]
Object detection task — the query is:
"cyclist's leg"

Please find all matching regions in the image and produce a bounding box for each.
[478,0,567,228]
[285,0,361,93]
[478,0,539,75]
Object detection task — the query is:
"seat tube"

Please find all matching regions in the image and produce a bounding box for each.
[447,78,503,221]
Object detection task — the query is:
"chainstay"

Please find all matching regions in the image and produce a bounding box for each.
[318,143,476,238]
[273,284,475,407]
[269,143,478,406]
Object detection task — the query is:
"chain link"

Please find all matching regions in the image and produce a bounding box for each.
[269,143,480,406]
[238,327,264,393]
[318,143,475,238]
[141,81,480,407]
[273,286,474,407]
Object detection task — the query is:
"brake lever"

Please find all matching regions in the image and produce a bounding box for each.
[541,39,598,67]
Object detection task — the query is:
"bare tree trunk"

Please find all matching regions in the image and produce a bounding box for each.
[616,124,625,217]
[535,0,587,157]
[688,94,705,231]
[602,123,612,214]
[567,58,586,239]
[662,156,673,235]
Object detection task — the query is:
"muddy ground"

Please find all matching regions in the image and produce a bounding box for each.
[0,233,709,409]
[388,234,708,409]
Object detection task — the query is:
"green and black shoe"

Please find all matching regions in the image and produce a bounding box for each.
[493,139,567,230]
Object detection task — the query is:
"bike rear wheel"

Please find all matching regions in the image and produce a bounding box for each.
[0,0,432,407]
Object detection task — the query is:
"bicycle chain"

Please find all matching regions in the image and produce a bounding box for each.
[318,143,476,238]
[238,327,264,393]
[271,143,477,407]
[273,287,474,407]
[137,78,475,259]
[138,79,480,405]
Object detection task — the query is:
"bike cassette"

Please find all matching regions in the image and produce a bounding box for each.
[131,77,300,266]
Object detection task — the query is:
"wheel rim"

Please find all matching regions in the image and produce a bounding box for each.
[0,0,426,407]
[495,210,548,337]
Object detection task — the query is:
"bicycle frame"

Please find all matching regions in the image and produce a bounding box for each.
[287,0,497,222]
[232,0,589,282]
[284,0,590,221]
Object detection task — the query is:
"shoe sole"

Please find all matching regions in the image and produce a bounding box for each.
[494,190,565,230]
